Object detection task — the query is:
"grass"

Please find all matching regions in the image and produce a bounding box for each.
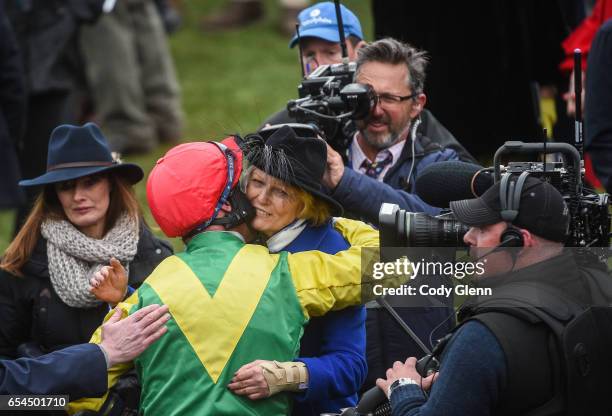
[0,0,373,253]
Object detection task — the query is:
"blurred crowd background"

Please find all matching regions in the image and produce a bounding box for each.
[1,0,608,251]
[0,0,373,251]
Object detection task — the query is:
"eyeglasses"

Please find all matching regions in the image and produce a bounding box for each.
[373,92,418,107]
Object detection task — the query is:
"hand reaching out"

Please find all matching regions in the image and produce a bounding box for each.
[322,143,344,189]
[90,257,129,304]
[100,304,170,367]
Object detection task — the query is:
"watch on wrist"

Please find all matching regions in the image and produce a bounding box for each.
[388,377,419,398]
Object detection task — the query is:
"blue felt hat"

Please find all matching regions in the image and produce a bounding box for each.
[289,2,363,48]
[19,123,144,187]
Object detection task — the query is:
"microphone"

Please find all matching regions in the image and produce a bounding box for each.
[355,386,389,415]
[415,161,494,208]
[470,236,522,264]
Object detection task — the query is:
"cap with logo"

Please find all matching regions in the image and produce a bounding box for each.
[289,2,363,48]
[450,176,570,242]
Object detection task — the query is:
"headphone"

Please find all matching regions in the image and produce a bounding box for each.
[498,171,531,248]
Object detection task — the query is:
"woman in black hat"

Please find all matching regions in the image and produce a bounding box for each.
[0,123,172,360]
[228,125,367,416]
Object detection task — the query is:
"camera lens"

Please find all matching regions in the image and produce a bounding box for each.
[404,212,469,247]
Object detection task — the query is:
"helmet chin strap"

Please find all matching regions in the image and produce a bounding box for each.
[184,141,250,240]
[210,189,256,229]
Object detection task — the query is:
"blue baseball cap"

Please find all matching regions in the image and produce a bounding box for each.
[289,2,363,48]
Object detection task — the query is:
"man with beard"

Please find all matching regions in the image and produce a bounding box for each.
[321,38,459,224]
[263,3,476,164]
[320,38,459,392]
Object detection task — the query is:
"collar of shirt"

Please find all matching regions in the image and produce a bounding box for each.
[350,133,406,181]
[206,230,247,243]
[266,219,307,253]
[222,230,246,242]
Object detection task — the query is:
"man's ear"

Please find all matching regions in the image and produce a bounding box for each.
[409,93,427,119]
[354,40,368,50]
[520,228,535,247]
[347,40,368,61]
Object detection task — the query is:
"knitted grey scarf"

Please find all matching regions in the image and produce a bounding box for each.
[40,214,139,308]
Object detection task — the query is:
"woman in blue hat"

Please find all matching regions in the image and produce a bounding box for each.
[227,125,367,416]
[0,123,172,360]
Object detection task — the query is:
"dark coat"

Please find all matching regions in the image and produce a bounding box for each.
[0,6,26,209]
[4,0,104,94]
[0,223,172,359]
[1,343,107,397]
[331,133,459,224]
[585,20,612,194]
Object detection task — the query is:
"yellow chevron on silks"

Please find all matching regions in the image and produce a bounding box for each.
[145,247,279,383]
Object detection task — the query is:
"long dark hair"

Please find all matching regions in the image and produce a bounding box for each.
[1,173,141,276]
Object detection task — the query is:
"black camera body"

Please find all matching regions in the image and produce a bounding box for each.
[493,141,610,248]
[287,62,375,152]
[379,141,611,250]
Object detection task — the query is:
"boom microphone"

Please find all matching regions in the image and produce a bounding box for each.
[415,161,494,208]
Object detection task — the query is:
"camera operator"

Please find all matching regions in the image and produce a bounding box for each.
[262,2,476,164]
[376,176,612,415]
[319,37,461,393]
[321,38,460,223]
